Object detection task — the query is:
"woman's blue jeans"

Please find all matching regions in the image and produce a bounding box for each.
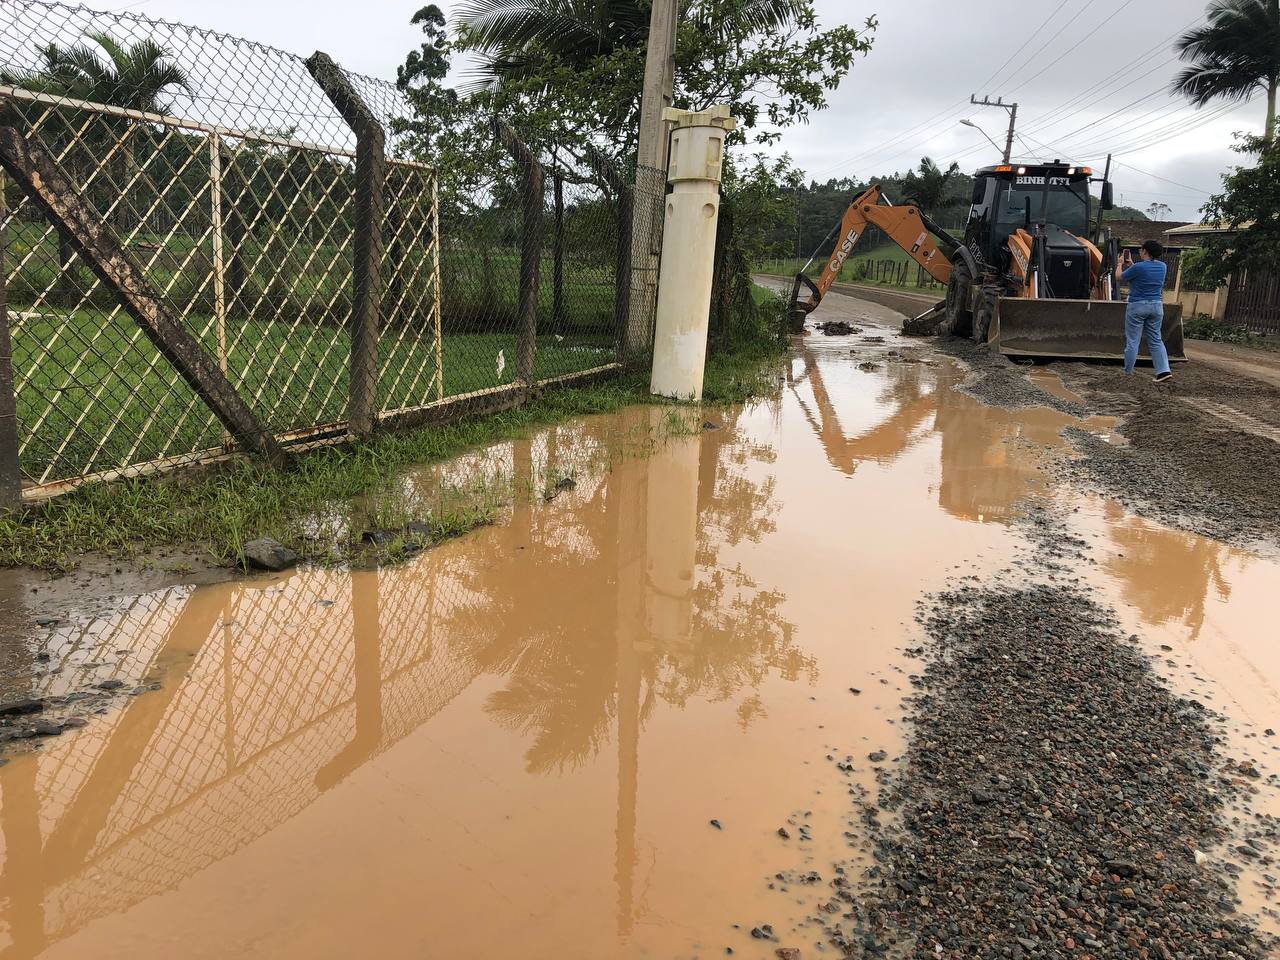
[1124,301,1171,375]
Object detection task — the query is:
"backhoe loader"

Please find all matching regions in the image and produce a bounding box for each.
[789,161,1184,361]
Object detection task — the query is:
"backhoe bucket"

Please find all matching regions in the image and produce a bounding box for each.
[992,298,1185,361]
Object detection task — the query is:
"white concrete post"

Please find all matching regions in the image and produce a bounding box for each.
[649,105,736,401]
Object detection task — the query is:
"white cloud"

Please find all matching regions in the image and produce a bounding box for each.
[115,0,1261,219]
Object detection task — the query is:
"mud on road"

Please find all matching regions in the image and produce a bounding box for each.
[942,337,1280,551]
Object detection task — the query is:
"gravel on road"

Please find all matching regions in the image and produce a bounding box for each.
[820,581,1276,959]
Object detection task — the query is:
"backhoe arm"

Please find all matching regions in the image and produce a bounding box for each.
[792,184,957,317]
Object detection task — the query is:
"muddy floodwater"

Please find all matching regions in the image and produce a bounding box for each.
[1,323,1277,958]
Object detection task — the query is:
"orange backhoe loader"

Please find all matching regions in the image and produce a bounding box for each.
[790,161,1184,361]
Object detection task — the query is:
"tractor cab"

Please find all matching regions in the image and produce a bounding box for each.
[964,162,1099,292]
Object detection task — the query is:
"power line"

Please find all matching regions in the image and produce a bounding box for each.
[991,0,1101,92]
[1005,0,1138,94]
[1017,131,1211,197]
[1111,159,1213,195]
[1014,13,1202,139]
[974,0,1073,91]
[806,0,1078,180]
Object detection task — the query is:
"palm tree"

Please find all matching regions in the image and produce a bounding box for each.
[17,31,189,113]
[899,157,964,220]
[453,0,807,87]
[1173,0,1280,145]
[9,32,189,289]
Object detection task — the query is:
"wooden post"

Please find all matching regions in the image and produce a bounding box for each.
[306,51,386,437]
[0,176,23,509]
[0,125,284,468]
[494,118,544,386]
[626,0,678,357]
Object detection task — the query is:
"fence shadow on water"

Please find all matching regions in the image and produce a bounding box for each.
[0,0,656,501]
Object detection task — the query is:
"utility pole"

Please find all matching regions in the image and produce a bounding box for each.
[970,95,1018,163]
[625,0,678,358]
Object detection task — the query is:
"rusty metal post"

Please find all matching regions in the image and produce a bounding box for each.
[494,118,544,386]
[552,173,564,337]
[0,175,23,509]
[0,126,285,468]
[430,173,444,402]
[306,51,386,436]
[585,147,632,361]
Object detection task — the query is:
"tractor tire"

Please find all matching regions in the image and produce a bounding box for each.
[941,258,973,338]
[973,285,1000,346]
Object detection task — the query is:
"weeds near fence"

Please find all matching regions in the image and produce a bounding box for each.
[0,324,787,571]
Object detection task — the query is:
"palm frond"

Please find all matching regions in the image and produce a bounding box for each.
[1173,0,1280,96]
[688,0,806,36]
[1173,63,1266,105]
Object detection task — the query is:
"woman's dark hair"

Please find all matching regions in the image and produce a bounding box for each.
[1141,239,1164,259]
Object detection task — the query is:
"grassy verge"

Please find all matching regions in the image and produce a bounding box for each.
[0,329,786,572]
[758,247,946,294]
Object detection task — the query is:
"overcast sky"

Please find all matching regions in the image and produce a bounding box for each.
[108,0,1257,221]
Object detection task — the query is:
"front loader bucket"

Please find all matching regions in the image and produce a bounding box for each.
[992,298,1185,362]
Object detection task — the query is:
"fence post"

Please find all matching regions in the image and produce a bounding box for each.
[552,173,565,337]
[494,118,544,387]
[208,133,233,452]
[0,178,22,510]
[306,51,386,437]
[584,146,632,360]
[430,173,444,403]
[0,125,285,468]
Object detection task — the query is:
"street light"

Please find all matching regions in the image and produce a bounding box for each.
[960,118,1004,158]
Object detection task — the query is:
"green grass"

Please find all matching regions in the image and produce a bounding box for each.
[0,333,786,572]
[759,244,946,292]
[1182,313,1278,350]
[12,306,615,478]
[9,205,620,480]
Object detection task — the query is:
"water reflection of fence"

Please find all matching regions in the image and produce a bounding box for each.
[5,566,487,954]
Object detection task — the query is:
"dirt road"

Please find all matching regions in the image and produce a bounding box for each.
[0,286,1275,958]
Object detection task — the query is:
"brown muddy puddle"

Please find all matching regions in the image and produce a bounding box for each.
[1,331,1278,958]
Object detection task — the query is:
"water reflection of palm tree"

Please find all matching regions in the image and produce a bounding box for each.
[441,416,809,775]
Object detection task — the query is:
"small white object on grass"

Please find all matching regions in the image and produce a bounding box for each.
[496,349,506,380]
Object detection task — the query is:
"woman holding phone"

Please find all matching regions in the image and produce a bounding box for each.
[1115,240,1173,383]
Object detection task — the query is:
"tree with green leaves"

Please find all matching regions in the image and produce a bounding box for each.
[899,157,964,220]
[5,31,189,299]
[1173,0,1280,145]
[451,0,875,161]
[1191,134,1280,284]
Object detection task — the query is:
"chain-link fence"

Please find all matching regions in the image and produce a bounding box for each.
[0,0,659,502]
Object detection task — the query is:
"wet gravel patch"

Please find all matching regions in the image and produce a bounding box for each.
[1049,362,1280,549]
[931,340,1280,551]
[936,340,1086,418]
[1058,426,1278,548]
[821,583,1276,959]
